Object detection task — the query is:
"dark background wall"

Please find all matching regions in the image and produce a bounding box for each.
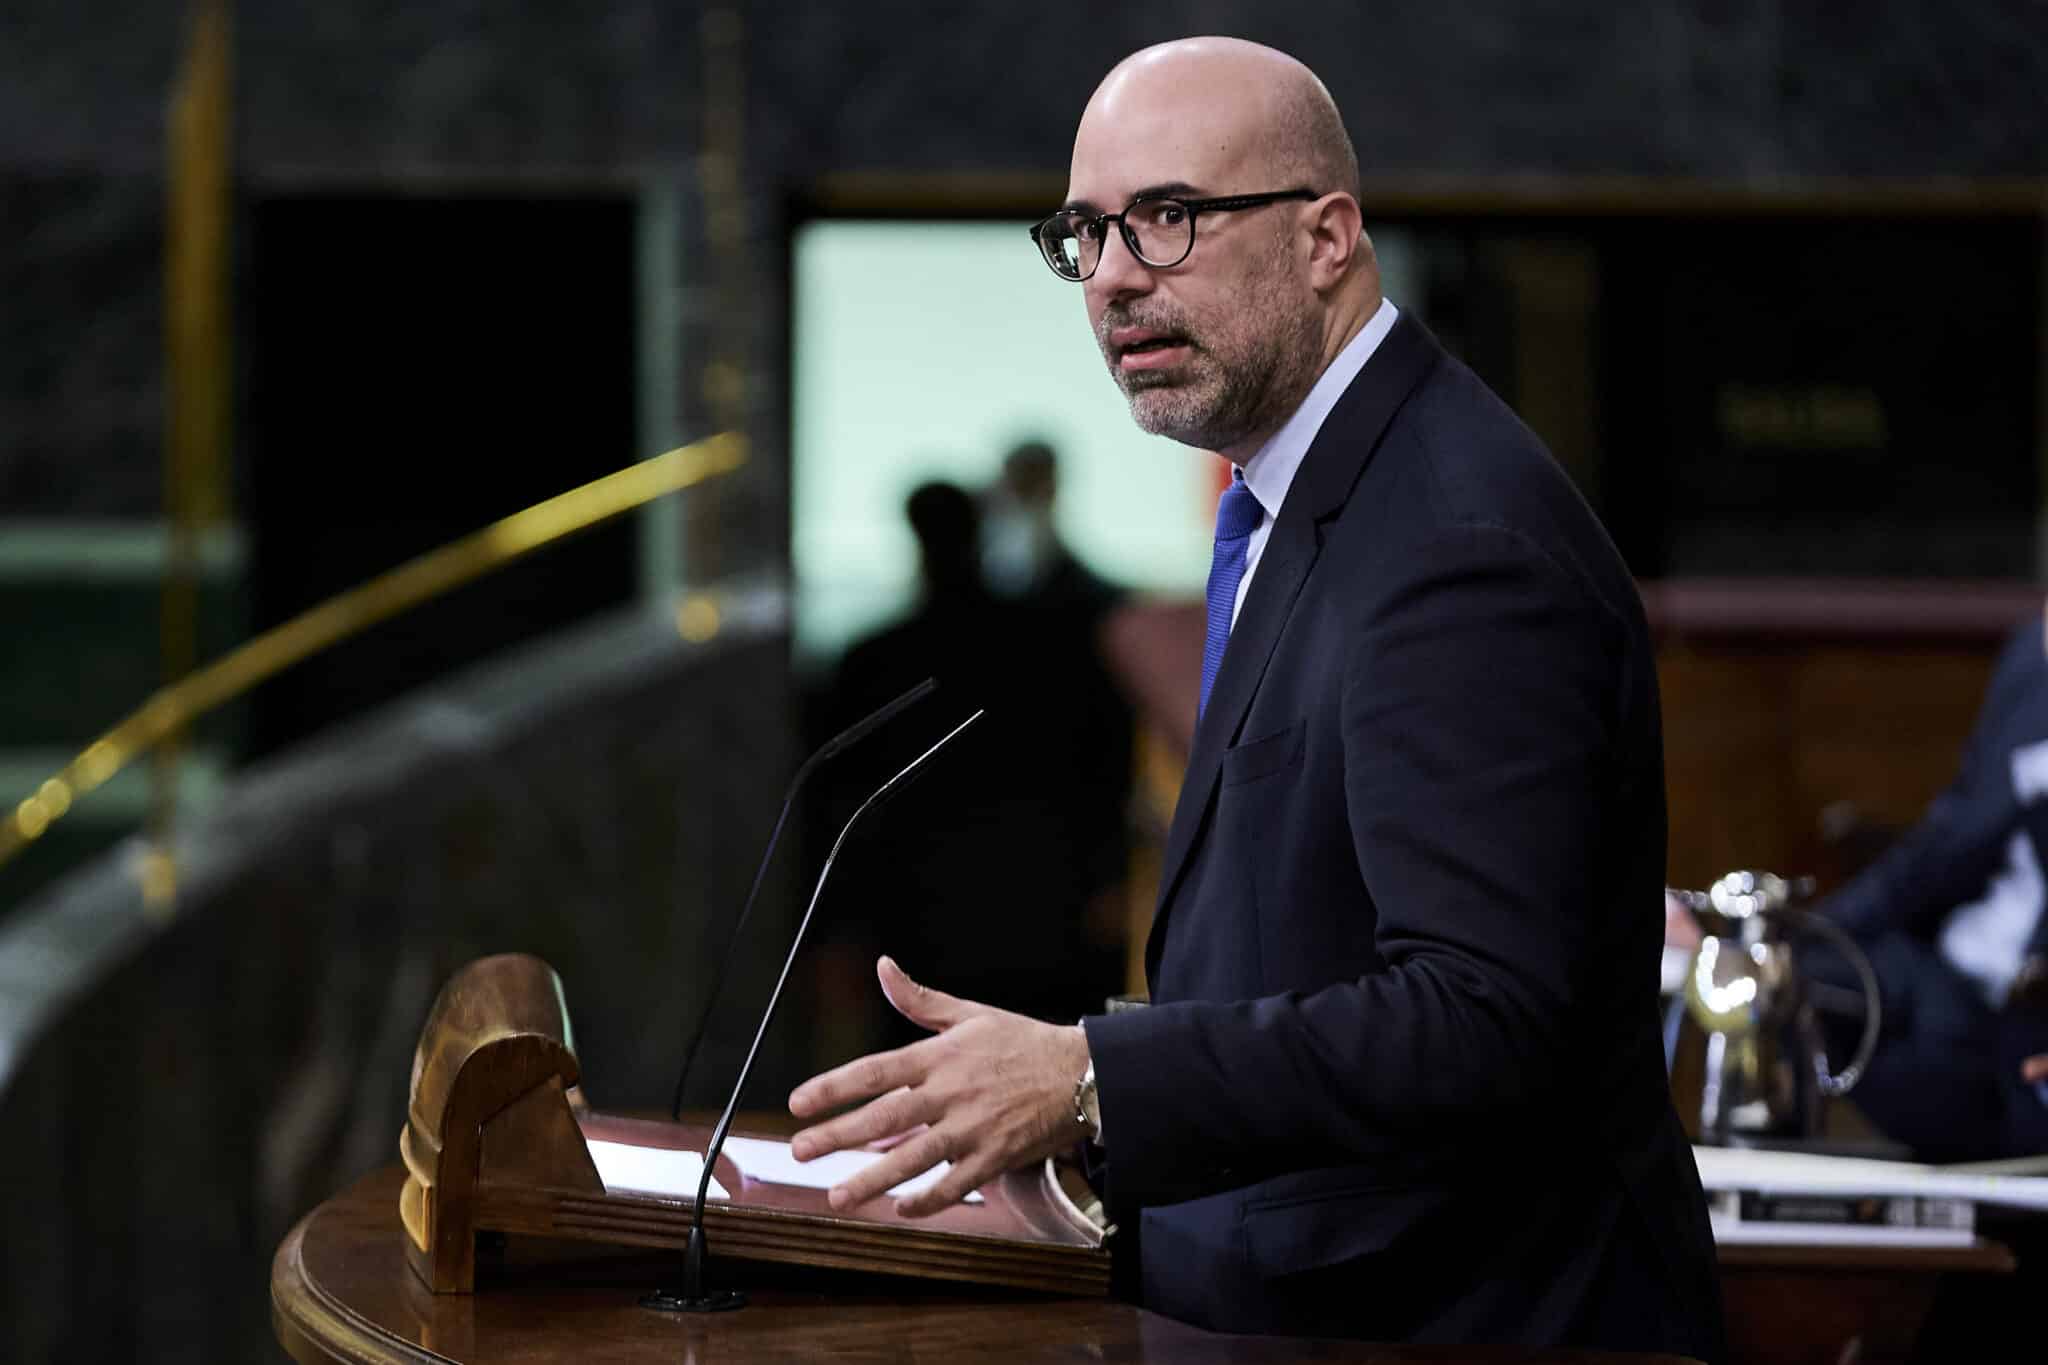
[5,7,2044,778]
[6,0,2046,524]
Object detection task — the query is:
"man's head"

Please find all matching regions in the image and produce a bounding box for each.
[1056,38,1378,459]
[905,480,984,598]
[999,440,1059,510]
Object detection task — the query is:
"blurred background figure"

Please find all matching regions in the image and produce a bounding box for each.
[830,480,1000,724]
[982,438,1120,617]
[1802,608,2048,1162]
[814,475,1133,1051]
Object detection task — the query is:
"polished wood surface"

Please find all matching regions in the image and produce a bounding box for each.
[1719,1239,2013,1365]
[401,951,593,1292]
[400,955,1107,1298]
[1718,1241,2013,1273]
[274,1166,1707,1364]
[557,1112,1106,1293]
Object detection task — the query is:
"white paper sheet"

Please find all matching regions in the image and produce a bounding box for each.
[721,1134,984,1204]
[1692,1145,2048,1211]
[587,1139,730,1203]
[1709,1216,1976,1249]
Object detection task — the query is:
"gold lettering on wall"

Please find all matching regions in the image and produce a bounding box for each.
[1716,385,1889,450]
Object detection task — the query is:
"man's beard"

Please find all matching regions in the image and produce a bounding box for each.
[1098,284,1321,452]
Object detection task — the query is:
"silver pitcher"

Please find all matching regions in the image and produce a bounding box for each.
[1669,870,1883,1143]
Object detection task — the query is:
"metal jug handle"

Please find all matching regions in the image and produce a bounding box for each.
[1768,904,1883,1096]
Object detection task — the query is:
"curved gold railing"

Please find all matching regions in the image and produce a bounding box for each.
[1,431,747,876]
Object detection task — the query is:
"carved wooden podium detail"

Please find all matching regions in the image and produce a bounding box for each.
[400,954,1109,1297]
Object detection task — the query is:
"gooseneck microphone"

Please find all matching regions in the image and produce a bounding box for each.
[643,706,986,1313]
[669,677,938,1120]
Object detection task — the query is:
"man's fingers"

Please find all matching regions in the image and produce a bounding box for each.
[864,1122,930,1153]
[846,1087,927,1152]
[790,1086,932,1162]
[787,968,1054,1214]
[895,1149,995,1218]
[2022,1054,2048,1085]
[788,1042,922,1118]
[878,955,973,1031]
[825,1126,955,1211]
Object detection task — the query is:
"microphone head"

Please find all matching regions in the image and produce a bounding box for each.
[812,677,939,767]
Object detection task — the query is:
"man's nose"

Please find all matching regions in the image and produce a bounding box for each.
[1088,225,1154,302]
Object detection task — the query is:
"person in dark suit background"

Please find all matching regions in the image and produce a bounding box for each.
[821,479,1131,1034]
[828,480,1003,732]
[982,439,1121,619]
[787,36,1723,1360]
[979,439,1135,963]
[1805,609,2048,1161]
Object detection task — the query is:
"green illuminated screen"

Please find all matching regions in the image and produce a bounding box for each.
[790,221,1219,664]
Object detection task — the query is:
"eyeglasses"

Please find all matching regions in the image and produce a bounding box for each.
[1028,188,1318,282]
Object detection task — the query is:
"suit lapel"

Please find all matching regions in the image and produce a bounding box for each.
[1144,313,1444,984]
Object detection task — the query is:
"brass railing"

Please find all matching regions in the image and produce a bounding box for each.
[1,432,747,881]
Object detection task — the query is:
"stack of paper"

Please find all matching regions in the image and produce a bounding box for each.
[1693,1145,2048,1248]
[722,1135,984,1205]
[587,1140,731,1203]
[585,1135,985,1207]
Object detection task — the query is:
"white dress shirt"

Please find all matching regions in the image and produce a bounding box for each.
[1232,297,1400,626]
[1939,737,2048,1007]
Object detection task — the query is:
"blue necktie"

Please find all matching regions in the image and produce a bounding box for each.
[1199,472,1265,719]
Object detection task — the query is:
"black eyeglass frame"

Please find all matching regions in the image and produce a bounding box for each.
[1028,188,1319,281]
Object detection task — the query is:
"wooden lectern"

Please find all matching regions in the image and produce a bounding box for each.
[398,953,1110,1298]
[265,953,2005,1363]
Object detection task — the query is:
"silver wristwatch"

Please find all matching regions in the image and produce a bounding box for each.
[1072,1060,1102,1143]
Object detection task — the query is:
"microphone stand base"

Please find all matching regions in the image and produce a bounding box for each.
[640,1287,748,1313]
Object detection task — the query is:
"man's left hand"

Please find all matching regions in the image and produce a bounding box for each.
[788,955,1090,1216]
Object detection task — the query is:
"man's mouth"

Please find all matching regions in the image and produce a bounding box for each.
[1111,327,1192,372]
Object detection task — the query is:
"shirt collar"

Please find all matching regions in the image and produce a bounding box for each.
[1237,297,1400,519]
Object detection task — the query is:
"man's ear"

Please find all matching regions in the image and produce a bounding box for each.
[1304,193,1365,291]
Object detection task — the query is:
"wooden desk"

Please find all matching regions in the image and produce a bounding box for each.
[272,1167,1702,1364]
[1718,1238,2015,1365]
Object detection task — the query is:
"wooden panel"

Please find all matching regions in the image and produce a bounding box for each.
[1720,1267,1945,1365]
[1650,580,2033,892]
[1660,642,1995,890]
[1660,644,1801,889]
[1789,649,1992,830]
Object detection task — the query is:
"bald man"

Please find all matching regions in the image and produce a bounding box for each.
[791,38,1724,1358]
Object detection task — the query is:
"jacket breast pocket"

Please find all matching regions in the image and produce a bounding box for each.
[1221,719,1306,788]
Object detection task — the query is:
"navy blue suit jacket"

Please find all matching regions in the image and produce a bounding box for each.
[1082,315,1724,1359]
[1825,613,2048,955]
